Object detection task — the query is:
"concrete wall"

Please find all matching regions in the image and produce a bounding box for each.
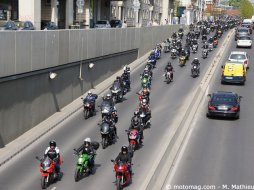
[0,50,138,145]
[0,25,183,78]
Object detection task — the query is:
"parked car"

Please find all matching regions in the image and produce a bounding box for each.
[237,35,252,48]
[94,20,111,28]
[207,91,242,119]
[110,19,122,28]
[3,20,18,30]
[228,51,249,69]
[43,22,58,30]
[21,21,35,30]
[235,27,250,41]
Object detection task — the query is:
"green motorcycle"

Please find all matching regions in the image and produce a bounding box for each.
[74,151,92,182]
[141,75,151,89]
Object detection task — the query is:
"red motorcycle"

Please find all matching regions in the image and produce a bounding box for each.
[126,129,140,154]
[111,160,132,190]
[36,156,62,189]
[136,92,149,105]
[82,100,94,119]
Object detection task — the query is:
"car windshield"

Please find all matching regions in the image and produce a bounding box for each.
[211,94,237,106]
[97,21,107,24]
[239,36,250,40]
[229,54,246,60]
[242,25,250,28]
[110,20,120,24]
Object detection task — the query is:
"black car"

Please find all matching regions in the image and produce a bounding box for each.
[3,20,18,30]
[110,19,122,28]
[21,21,35,30]
[207,91,242,119]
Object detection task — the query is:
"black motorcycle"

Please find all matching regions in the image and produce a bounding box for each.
[110,82,123,103]
[202,49,208,59]
[98,121,116,149]
[191,65,199,78]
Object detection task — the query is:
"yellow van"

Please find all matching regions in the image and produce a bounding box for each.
[221,62,246,85]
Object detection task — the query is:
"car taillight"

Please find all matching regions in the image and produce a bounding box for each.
[231,106,239,111]
[244,60,247,65]
[208,104,216,110]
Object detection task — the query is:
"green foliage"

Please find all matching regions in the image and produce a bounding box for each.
[240,0,254,18]
[229,0,241,8]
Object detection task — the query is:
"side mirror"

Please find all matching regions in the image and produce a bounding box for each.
[97,123,101,126]
[239,95,243,99]
[81,97,83,99]
[111,159,115,162]
[221,65,224,69]
[207,94,211,97]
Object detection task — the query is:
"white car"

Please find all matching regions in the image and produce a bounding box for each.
[228,51,250,69]
[237,35,252,48]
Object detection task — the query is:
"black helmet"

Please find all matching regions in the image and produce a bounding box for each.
[121,146,128,154]
[167,62,172,66]
[116,76,120,80]
[134,110,139,116]
[49,140,56,148]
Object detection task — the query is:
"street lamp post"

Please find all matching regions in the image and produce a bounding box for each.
[133,0,140,27]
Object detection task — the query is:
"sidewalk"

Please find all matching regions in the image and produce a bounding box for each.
[0,51,151,167]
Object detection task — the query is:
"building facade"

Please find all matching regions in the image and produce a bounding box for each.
[0,0,192,29]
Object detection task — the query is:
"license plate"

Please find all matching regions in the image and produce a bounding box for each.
[225,77,233,79]
[218,106,228,111]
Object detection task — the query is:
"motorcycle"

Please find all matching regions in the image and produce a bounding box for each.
[178,32,184,39]
[111,82,123,103]
[82,99,94,120]
[191,65,199,77]
[36,156,61,189]
[217,30,222,38]
[171,48,177,59]
[111,160,132,190]
[154,48,161,59]
[139,107,150,128]
[147,57,156,68]
[191,44,198,53]
[202,49,208,59]
[137,92,150,105]
[164,71,173,83]
[98,121,116,149]
[122,78,130,94]
[100,101,113,119]
[141,76,151,89]
[73,151,90,181]
[179,56,186,67]
[213,39,218,48]
[208,43,213,51]
[126,129,141,154]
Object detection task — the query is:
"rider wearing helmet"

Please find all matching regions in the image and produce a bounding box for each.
[44,140,61,176]
[115,146,132,174]
[103,114,118,137]
[75,138,96,172]
[129,111,143,143]
[164,62,174,81]
[203,41,209,49]
[139,99,151,124]
[83,90,98,113]
[191,58,200,73]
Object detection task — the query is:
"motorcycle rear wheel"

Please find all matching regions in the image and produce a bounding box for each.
[41,176,47,189]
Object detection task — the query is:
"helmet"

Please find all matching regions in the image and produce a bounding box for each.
[194,58,198,61]
[106,93,112,99]
[167,62,172,66]
[88,91,92,96]
[116,76,120,80]
[123,70,127,74]
[84,137,91,147]
[121,146,128,154]
[142,99,147,105]
[49,140,56,148]
[134,110,139,116]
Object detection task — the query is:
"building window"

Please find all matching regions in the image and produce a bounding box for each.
[45,0,51,6]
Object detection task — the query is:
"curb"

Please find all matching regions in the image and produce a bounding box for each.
[0,51,152,167]
[139,29,235,190]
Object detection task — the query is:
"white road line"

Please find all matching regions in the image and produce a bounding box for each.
[51,187,56,190]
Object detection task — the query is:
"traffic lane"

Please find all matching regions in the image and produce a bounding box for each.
[163,33,254,189]
[0,31,227,190]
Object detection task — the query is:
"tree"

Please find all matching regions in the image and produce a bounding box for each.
[240,0,254,18]
[229,0,242,8]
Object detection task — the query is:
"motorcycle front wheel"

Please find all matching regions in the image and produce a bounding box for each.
[41,176,47,189]
[84,109,89,119]
[117,178,123,190]
[102,137,107,149]
[74,168,81,182]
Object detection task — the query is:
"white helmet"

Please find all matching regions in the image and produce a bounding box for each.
[84,137,91,143]
[88,91,92,96]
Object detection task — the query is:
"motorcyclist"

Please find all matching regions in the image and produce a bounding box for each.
[208,37,213,44]
[172,32,177,39]
[138,86,150,104]
[148,50,156,63]
[191,58,200,74]
[121,70,130,89]
[103,114,117,137]
[44,140,61,177]
[103,93,118,123]
[180,49,186,57]
[83,91,98,113]
[164,62,174,80]
[139,99,151,124]
[203,42,209,49]
[202,34,207,41]
[115,146,132,175]
[129,111,143,143]
[75,138,96,173]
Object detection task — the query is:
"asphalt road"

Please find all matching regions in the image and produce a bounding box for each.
[162,33,254,190]
[0,30,229,190]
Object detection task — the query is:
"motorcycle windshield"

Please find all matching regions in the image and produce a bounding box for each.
[101,101,111,113]
[101,123,110,133]
[42,158,51,170]
[112,82,120,91]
